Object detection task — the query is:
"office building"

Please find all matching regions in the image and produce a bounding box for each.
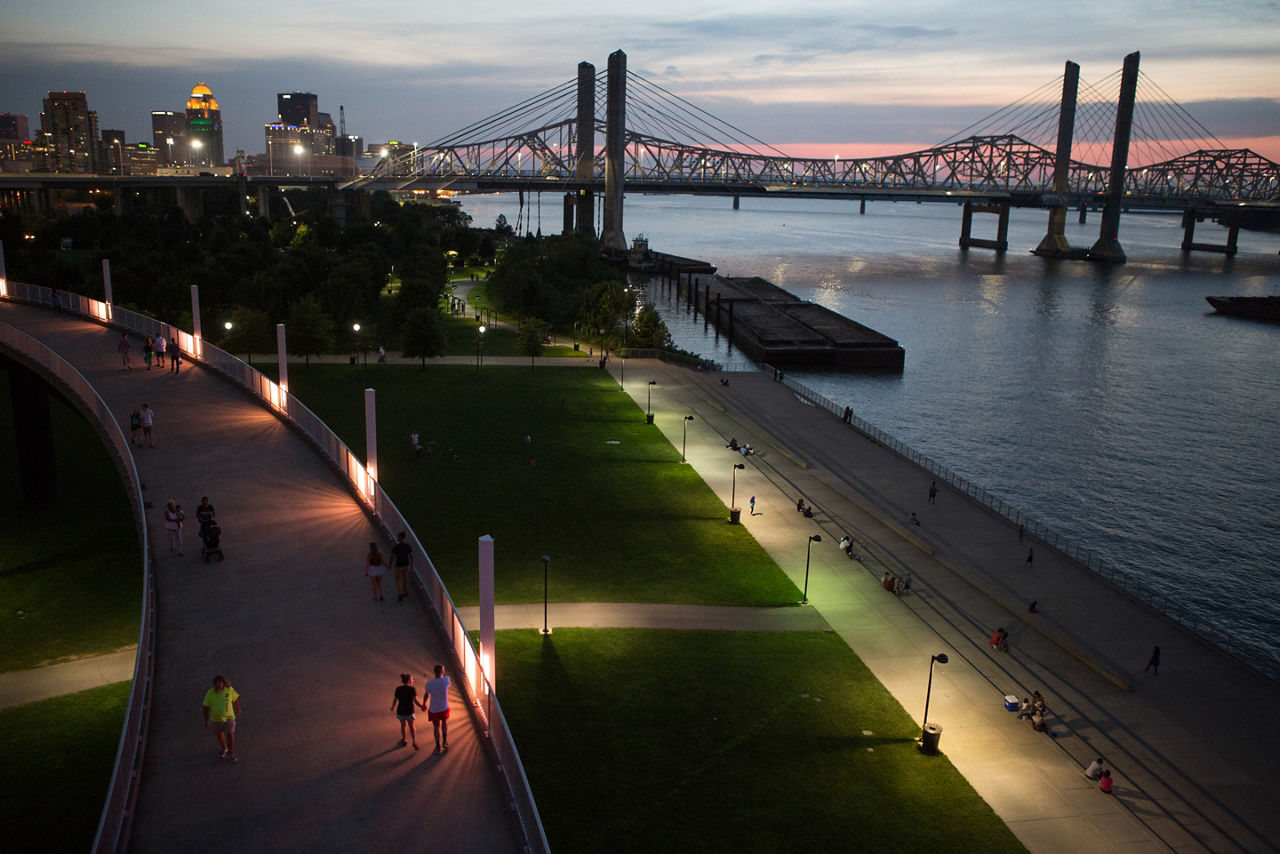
[185,82,224,167]
[151,110,186,165]
[277,92,319,132]
[35,91,99,173]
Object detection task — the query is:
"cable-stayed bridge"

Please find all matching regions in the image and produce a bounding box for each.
[354,50,1279,261]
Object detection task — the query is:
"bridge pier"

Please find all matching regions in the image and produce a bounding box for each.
[257,187,270,218]
[574,61,597,238]
[600,50,627,250]
[1035,61,1085,259]
[3,356,57,504]
[1181,208,1240,255]
[1088,51,1140,263]
[732,196,739,210]
[958,200,1009,252]
[175,186,204,222]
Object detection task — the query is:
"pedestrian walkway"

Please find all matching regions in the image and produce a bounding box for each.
[0,648,137,710]
[612,357,1280,854]
[1,303,523,853]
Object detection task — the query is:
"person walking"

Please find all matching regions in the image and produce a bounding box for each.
[116,333,132,369]
[392,674,423,750]
[749,496,756,516]
[171,346,182,373]
[164,500,185,555]
[424,664,451,753]
[364,542,387,601]
[391,531,414,601]
[202,675,242,763]
[155,334,167,367]
[139,403,154,447]
[142,337,154,369]
[129,407,143,447]
[1025,547,1034,568]
[1144,645,1161,675]
[928,480,938,504]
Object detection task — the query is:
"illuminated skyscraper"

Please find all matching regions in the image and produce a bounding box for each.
[277,92,318,131]
[185,82,224,168]
[35,91,99,173]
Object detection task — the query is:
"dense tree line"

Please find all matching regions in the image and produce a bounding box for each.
[0,190,485,359]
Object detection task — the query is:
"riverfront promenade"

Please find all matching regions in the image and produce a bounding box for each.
[601,357,1280,853]
[0,303,522,853]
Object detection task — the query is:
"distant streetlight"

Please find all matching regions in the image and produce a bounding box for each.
[224,321,232,332]
[802,534,823,604]
[190,139,203,167]
[293,143,307,177]
[541,555,551,635]
[646,380,656,423]
[730,462,745,522]
[353,323,366,365]
[475,325,486,371]
[682,415,694,463]
[921,653,950,753]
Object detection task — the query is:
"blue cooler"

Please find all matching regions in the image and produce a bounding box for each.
[1004,695,1020,712]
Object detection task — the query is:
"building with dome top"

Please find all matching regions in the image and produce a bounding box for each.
[183,82,223,168]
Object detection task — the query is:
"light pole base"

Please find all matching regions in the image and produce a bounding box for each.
[645,413,654,424]
[729,508,741,524]
[919,723,943,754]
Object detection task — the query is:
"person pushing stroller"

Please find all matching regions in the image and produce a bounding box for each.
[196,496,224,562]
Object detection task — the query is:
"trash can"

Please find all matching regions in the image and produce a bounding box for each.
[645,413,654,424]
[729,508,741,525]
[349,355,357,365]
[920,723,943,755]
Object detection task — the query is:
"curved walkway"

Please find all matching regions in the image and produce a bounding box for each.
[1,303,522,853]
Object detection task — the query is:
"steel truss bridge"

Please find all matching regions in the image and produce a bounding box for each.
[354,51,1279,260]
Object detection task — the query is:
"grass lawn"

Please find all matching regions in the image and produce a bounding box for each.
[0,369,143,672]
[495,628,1024,853]
[0,681,132,853]
[284,365,797,606]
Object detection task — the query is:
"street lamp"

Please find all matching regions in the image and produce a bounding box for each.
[353,323,365,365]
[541,555,551,635]
[730,462,745,522]
[682,415,694,463]
[921,653,950,754]
[475,325,486,371]
[293,143,307,177]
[802,534,823,604]
[646,380,656,423]
[190,139,203,168]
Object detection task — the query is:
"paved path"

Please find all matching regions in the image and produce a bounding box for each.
[1,303,522,854]
[610,356,1280,854]
[0,648,137,710]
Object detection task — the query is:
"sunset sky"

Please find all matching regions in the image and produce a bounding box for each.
[2,0,1277,161]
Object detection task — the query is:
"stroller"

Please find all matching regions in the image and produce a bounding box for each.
[200,519,224,562]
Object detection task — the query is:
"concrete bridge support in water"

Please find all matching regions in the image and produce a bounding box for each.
[1088,51,1140,263]
[573,61,596,238]
[1182,208,1240,255]
[1035,61,1085,259]
[600,50,627,250]
[958,200,1009,252]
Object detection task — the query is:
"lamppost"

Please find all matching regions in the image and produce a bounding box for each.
[541,555,551,635]
[802,534,823,604]
[682,415,694,463]
[921,653,950,754]
[293,143,307,177]
[730,462,745,523]
[353,323,365,366]
[166,137,174,166]
[475,325,486,371]
[646,380,656,423]
[191,139,203,168]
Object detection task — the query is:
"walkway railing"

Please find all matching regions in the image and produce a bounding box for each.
[1,282,548,854]
[766,363,1280,684]
[0,318,156,854]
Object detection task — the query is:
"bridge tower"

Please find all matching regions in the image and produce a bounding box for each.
[600,50,627,250]
[1034,61,1083,259]
[1088,51,1140,263]
[572,61,596,237]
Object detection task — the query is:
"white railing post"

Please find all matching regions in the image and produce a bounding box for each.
[276,322,288,394]
[190,284,202,359]
[478,534,496,692]
[364,387,378,502]
[0,240,7,297]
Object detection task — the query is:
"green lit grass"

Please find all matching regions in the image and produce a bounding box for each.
[0,369,143,672]
[285,364,796,606]
[495,629,1023,853]
[0,681,132,853]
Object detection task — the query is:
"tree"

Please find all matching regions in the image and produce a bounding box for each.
[517,318,548,371]
[401,306,447,368]
[579,281,633,350]
[286,295,335,368]
[222,306,274,365]
[631,304,673,350]
[494,214,514,236]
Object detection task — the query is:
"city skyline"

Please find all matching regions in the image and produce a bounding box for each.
[1,0,1277,162]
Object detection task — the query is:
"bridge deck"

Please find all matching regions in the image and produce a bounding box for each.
[1,303,522,853]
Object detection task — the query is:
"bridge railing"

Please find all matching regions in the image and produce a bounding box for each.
[0,304,156,854]
[765,362,1279,684]
[1,282,548,854]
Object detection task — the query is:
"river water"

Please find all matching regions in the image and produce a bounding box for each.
[458,192,1280,677]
